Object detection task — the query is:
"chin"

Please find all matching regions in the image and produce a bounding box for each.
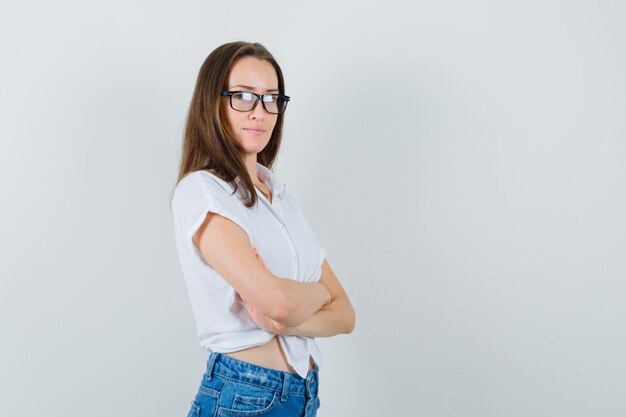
[239,138,271,154]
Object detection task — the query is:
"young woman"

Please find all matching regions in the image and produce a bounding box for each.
[171,41,356,417]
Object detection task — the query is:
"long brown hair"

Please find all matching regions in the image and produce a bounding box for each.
[172,41,286,208]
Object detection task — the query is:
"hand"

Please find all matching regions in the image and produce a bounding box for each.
[253,247,266,268]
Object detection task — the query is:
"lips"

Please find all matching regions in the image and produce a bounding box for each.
[244,127,265,133]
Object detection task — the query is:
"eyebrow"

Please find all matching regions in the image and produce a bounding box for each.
[230,85,280,93]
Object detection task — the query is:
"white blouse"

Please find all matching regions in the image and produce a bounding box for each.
[171,162,326,378]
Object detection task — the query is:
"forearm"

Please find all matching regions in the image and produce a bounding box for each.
[284,297,355,338]
[246,253,355,337]
[272,278,331,327]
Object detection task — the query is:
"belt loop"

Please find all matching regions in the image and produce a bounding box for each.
[206,351,220,381]
[280,372,289,402]
[305,368,317,399]
[305,372,312,399]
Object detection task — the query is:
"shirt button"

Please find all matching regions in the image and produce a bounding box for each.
[280,224,286,229]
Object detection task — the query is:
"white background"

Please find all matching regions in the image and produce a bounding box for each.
[1,1,625,416]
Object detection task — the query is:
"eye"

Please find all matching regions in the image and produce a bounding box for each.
[262,94,276,103]
[234,92,254,102]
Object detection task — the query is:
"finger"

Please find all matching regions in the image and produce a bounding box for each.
[253,247,267,267]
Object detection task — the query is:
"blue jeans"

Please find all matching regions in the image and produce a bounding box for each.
[187,351,321,417]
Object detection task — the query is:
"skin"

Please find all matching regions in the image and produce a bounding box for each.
[194,56,355,372]
[249,249,355,339]
[224,56,279,197]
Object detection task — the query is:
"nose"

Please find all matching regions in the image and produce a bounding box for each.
[248,99,266,120]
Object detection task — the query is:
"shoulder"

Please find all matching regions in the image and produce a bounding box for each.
[174,170,234,197]
[172,170,240,210]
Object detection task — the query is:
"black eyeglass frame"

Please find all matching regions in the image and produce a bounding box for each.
[220,90,291,114]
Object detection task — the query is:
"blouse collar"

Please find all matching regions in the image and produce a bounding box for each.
[229,162,286,201]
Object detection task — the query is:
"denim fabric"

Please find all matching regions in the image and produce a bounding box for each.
[186,351,321,417]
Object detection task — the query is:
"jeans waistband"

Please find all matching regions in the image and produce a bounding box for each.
[206,351,319,399]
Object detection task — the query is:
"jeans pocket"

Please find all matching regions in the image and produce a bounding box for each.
[217,381,278,416]
[233,392,273,411]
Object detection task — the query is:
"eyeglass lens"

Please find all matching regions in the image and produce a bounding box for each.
[231,92,288,114]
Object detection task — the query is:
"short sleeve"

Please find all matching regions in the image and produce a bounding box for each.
[171,172,254,264]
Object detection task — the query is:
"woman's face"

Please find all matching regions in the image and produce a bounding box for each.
[224,57,279,157]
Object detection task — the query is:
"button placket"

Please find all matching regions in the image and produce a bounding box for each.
[258,193,299,277]
[277,220,299,277]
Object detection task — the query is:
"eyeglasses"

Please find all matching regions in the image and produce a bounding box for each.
[221,90,290,114]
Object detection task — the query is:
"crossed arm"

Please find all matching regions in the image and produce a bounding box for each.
[193,210,356,339]
[248,251,356,338]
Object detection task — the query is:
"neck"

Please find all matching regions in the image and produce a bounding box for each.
[244,153,262,185]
